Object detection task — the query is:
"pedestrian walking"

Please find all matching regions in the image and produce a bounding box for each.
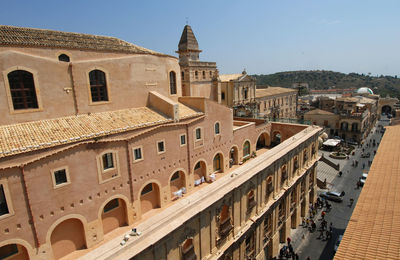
[287,237,291,245]
[318,229,324,239]
[362,163,365,169]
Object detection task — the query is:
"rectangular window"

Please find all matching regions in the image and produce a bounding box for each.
[180,134,186,146]
[221,92,225,100]
[195,128,201,140]
[102,153,114,170]
[0,184,10,216]
[157,141,165,153]
[54,169,68,186]
[134,147,142,161]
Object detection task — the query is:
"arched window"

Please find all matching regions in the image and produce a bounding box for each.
[202,71,206,79]
[141,183,153,196]
[169,71,177,95]
[58,54,70,62]
[243,141,250,157]
[7,70,38,110]
[247,190,256,211]
[281,165,287,185]
[218,205,232,239]
[89,70,108,102]
[266,176,274,199]
[213,154,221,172]
[182,238,196,259]
[215,122,220,135]
[195,71,198,79]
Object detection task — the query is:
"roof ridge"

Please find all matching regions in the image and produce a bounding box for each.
[0,24,169,56]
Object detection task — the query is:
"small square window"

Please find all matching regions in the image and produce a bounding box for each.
[180,134,186,146]
[54,169,68,185]
[134,147,142,161]
[102,153,114,170]
[157,141,165,153]
[195,128,201,140]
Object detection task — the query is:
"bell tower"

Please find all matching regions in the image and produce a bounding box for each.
[176,25,218,99]
[176,25,202,64]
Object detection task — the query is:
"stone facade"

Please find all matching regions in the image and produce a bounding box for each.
[218,72,257,116]
[256,87,298,119]
[0,25,320,260]
[177,25,218,100]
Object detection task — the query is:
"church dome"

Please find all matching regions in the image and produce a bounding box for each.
[356,87,374,94]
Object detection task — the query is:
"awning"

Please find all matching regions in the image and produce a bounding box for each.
[323,139,341,147]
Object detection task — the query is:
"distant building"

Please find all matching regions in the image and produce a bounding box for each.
[304,109,339,136]
[218,71,257,116]
[256,86,298,119]
[305,95,377,142]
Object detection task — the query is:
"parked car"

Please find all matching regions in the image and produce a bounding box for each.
[320,191,343,202]
[361,152,370,158]
[360,172,368,186]
[333,136,344,142]
[347,139,358,146]
[334,235,343,253]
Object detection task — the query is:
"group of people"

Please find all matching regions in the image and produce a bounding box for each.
[278,237,299,260]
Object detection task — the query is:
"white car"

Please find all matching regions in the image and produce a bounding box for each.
[360,172,368,186]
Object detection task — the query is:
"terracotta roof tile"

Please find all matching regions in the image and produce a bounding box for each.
[0,103,201,158]
[218,73,243,82]
[334,125,400,260]
[0,25,166,56]
[255,87,296,98]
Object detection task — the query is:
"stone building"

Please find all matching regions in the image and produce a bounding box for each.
[0,25,320,260]
[177,25,218,99]
[218,71,257,116]
[255,87,298,119]
[304,109,339,136]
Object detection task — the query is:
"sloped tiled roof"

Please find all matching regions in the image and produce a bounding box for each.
[304,109,335,116]
[334,124,400,260]
[0,104,201,158]
[255,87,297,98]
[0,25,165,56]
[219,74,243,82]
[178,25,200,52]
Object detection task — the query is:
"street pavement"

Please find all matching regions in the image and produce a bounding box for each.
[279,116,389,260]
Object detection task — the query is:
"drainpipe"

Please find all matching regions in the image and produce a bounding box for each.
[19,166,40,248]
[125,141,134,203]
[68,63,79,115]
[185,124,192,187]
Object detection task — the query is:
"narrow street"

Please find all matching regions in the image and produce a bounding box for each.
[283,116,389,260]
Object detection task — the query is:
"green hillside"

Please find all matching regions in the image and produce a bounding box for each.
[252,70,400,98]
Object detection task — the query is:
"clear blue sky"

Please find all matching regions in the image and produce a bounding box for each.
[1,0,399,76]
